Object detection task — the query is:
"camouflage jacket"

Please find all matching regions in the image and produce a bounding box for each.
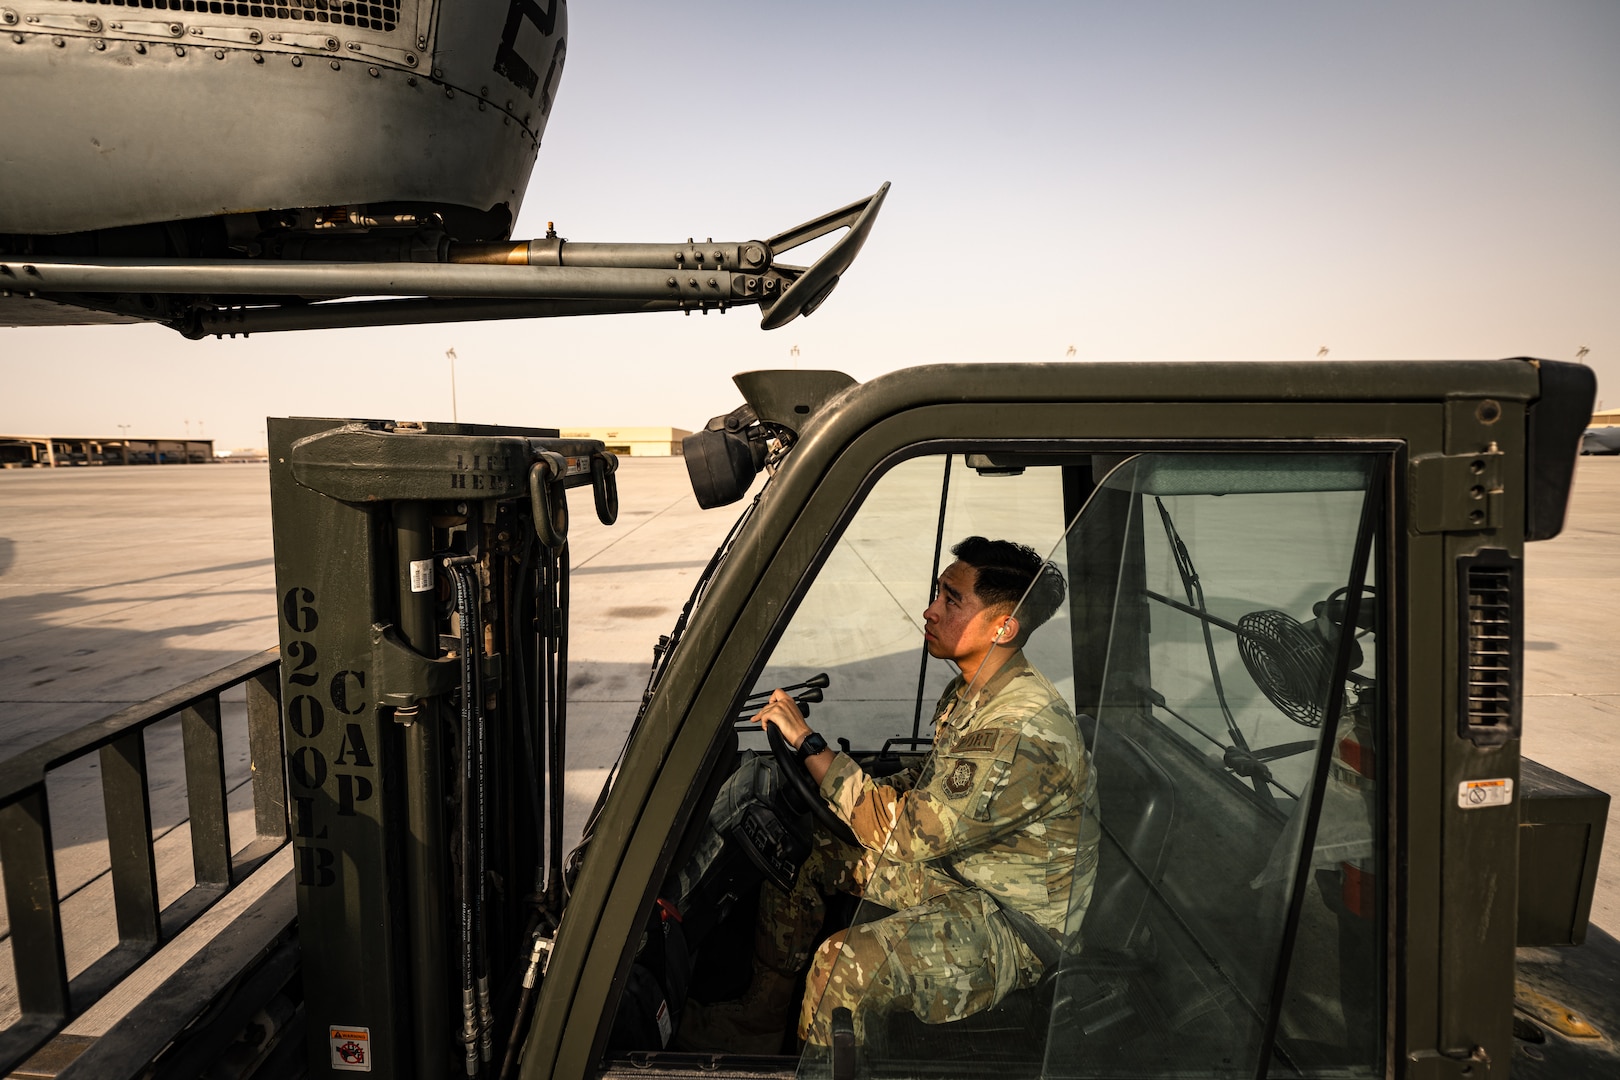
[818,651,1100,934]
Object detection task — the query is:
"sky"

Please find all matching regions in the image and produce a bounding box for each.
[4,0,1618,449]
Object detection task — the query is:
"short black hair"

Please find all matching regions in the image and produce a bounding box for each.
[950,536,1066,646]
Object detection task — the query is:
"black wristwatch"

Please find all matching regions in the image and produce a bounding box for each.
[796,732,829,760]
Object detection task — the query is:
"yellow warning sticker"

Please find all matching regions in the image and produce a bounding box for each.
[1457,778,1514,809]
[330,1026,372,1072]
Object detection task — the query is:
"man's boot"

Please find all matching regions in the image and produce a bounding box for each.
[674,965,799,1054]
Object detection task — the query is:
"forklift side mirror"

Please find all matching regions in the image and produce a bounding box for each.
[683,418,766,509]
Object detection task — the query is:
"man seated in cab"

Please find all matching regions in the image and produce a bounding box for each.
[682,536,1100,1051]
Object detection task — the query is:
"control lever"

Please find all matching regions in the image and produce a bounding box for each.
[733,686,822,727]
[742,672,830,703]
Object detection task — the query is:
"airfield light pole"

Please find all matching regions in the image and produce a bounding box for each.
[117,424,130,439]
[447,347,459,422]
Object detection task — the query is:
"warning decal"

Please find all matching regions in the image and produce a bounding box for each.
[1457,778,1514,809]
[330,1026,372,1072]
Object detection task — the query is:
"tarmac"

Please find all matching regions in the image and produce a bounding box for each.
[0,454,1616,1031]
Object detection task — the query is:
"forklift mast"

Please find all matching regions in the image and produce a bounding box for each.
[268,417,618,1078]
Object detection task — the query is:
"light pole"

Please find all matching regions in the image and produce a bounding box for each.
[446,347,459,422]
[117,424,130,440]
[1576,346,1590,363]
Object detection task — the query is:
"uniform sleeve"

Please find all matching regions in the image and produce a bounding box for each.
[817,713,1074,861]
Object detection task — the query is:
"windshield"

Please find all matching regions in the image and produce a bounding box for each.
[760,449,1384,1079]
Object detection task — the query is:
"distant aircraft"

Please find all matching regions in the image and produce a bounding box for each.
[0,1,885,338]
[1581,428,1620,455]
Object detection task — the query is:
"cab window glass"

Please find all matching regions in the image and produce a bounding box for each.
[746,455,1069,754]
[767,451,1382,1079]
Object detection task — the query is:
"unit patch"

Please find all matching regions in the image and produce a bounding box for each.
[942,759,978,798]
[329,1026,371,1072]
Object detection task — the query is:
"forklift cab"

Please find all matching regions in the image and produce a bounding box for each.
[525,359,1601,1080]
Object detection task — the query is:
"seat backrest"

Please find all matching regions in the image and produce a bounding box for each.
[1079,721,1177,950]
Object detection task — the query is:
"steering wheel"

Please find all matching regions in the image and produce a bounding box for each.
[766,722,858,846]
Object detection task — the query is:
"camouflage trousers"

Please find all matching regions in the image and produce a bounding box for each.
[759,832,1040,1045]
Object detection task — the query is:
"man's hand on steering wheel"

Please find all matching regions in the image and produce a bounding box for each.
[754,690,819,761]
[752,688,856,846]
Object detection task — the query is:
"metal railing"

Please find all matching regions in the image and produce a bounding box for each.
[0,649,286,1073]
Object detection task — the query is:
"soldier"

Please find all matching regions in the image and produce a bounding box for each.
[680,536,1100,1051]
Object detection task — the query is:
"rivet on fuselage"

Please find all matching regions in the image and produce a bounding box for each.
[291,54,302,66]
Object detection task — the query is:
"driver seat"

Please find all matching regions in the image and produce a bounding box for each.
[878,720,1177,1061]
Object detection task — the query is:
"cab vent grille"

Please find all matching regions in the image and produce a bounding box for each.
[61,0,398,33]
[1457,550,1522,746]
[1464,568,1513,724]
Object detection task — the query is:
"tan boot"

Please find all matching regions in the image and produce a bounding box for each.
[674,967,799,1054]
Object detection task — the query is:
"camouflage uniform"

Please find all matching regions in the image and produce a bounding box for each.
[774,652,1100,1044]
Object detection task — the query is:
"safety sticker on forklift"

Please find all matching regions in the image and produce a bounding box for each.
[1457,778,1513,809]
[329,1026,372,1072]
[655,999,672,1046]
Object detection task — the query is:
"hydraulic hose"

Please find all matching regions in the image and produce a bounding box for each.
[507,537,547,874]
[548,543,570,907]
[447,557,482,1077]
[476,633,494,1067]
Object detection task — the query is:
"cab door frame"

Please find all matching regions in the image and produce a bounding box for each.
[524,366,1539,1080]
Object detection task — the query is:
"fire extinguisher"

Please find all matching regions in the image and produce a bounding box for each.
[1331,700,1377,918]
